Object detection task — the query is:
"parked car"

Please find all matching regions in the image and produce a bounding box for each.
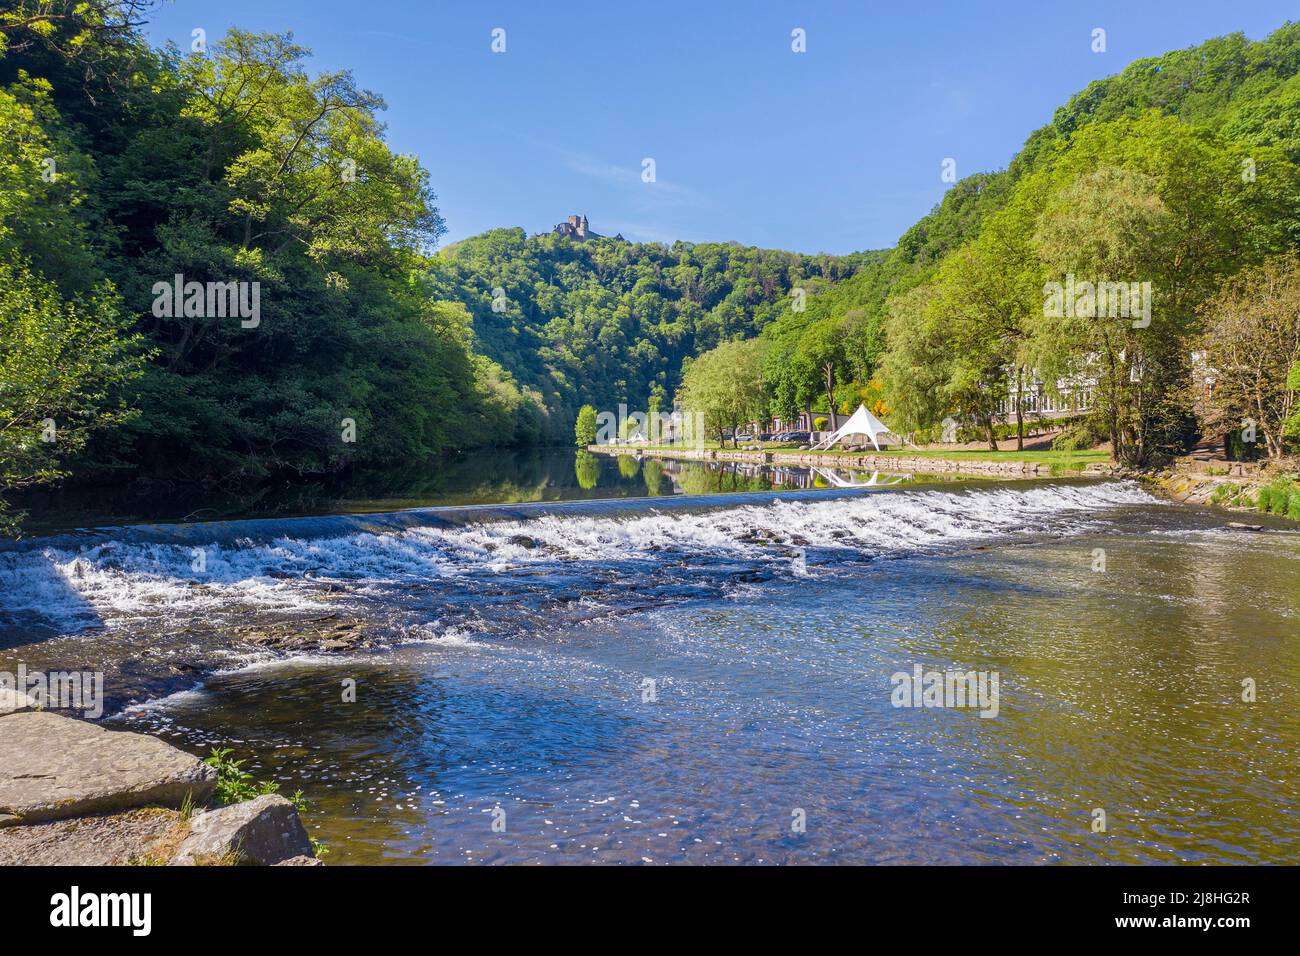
[779,431,811,443]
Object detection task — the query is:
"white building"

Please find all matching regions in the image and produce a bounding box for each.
[996,364,1096,421]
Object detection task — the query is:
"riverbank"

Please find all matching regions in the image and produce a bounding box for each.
[1143,454,1299,519]
[592,443,1300,523]
[589,444,1116,478]
[0,705,319,866]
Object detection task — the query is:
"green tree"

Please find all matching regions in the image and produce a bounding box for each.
[794,318,849,430]
[880,285,950,434]
[880,222,1035,450]
[574,404,598,446]
[676,339,769,446]
[0,261,145,531]
[1029,166,1171,462]
[1200,252,1300,458]
[1028,113,1295,464]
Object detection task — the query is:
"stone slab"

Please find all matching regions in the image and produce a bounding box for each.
[0,711,215,825]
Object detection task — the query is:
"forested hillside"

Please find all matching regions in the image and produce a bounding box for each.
[809,23,1300,354]
[0,1,550,529]
[3,3,1299,531]
[677,23,1300,465]
[422,228,871,439]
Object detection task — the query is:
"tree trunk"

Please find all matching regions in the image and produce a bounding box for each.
[1015,367,1025,451]
[1105,348,1121,460]
[823,364,838,430]
[986,417,998,452]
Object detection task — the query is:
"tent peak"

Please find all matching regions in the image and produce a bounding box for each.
[811,404,901,452]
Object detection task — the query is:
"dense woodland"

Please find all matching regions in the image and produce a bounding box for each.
[3,2,1300,532]
[424,228,870,439]
[679,23,1300,464]
[0,2,868,530]
[1,1,529,531]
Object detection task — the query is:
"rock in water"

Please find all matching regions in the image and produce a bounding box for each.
[172,794,314,865]
[0,712,215,825]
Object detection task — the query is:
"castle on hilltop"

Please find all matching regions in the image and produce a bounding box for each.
[550,214,623,242]
[553,214,597,239]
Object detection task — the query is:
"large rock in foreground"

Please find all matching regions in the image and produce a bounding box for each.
[0,807,185,865]
[0,712,215,825]
[172,794,314,865]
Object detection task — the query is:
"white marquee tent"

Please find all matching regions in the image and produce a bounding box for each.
[811,404,905,452]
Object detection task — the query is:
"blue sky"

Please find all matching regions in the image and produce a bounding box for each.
[144,1,1297,254]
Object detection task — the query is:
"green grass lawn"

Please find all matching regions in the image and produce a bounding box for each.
[768,446,1110,469]
[855,448,1111,465]
[598,442,1111,468]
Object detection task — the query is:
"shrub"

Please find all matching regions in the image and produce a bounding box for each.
[1254,477,1300,517]
[1052,420,1099,452]
[205,747,281,806]
[1209,482,1239,505]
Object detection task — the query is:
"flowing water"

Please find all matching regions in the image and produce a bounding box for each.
[2,454,1297,864]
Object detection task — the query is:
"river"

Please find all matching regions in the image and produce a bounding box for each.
[1,449,1297,864]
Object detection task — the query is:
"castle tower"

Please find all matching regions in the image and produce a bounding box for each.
[552,214,599,240]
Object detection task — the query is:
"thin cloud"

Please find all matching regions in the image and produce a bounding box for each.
[529,137,710,209]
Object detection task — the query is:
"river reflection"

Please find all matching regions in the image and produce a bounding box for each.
[14,448,925,532]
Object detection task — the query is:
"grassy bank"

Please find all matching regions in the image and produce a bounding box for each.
[1210,475,1300,518]
[850,448,1111,466]
[623,444,1110,469]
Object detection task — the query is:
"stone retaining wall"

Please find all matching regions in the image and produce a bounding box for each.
[589,445,1113,479]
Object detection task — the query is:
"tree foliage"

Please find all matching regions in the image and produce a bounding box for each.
[0,2,544,524]
[1201,252,1300,458]
[677,339,768,445]
[574,404,598,446]
[422,228,869,440]
[0,260,145,531]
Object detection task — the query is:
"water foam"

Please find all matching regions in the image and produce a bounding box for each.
[1,481,1157,635]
